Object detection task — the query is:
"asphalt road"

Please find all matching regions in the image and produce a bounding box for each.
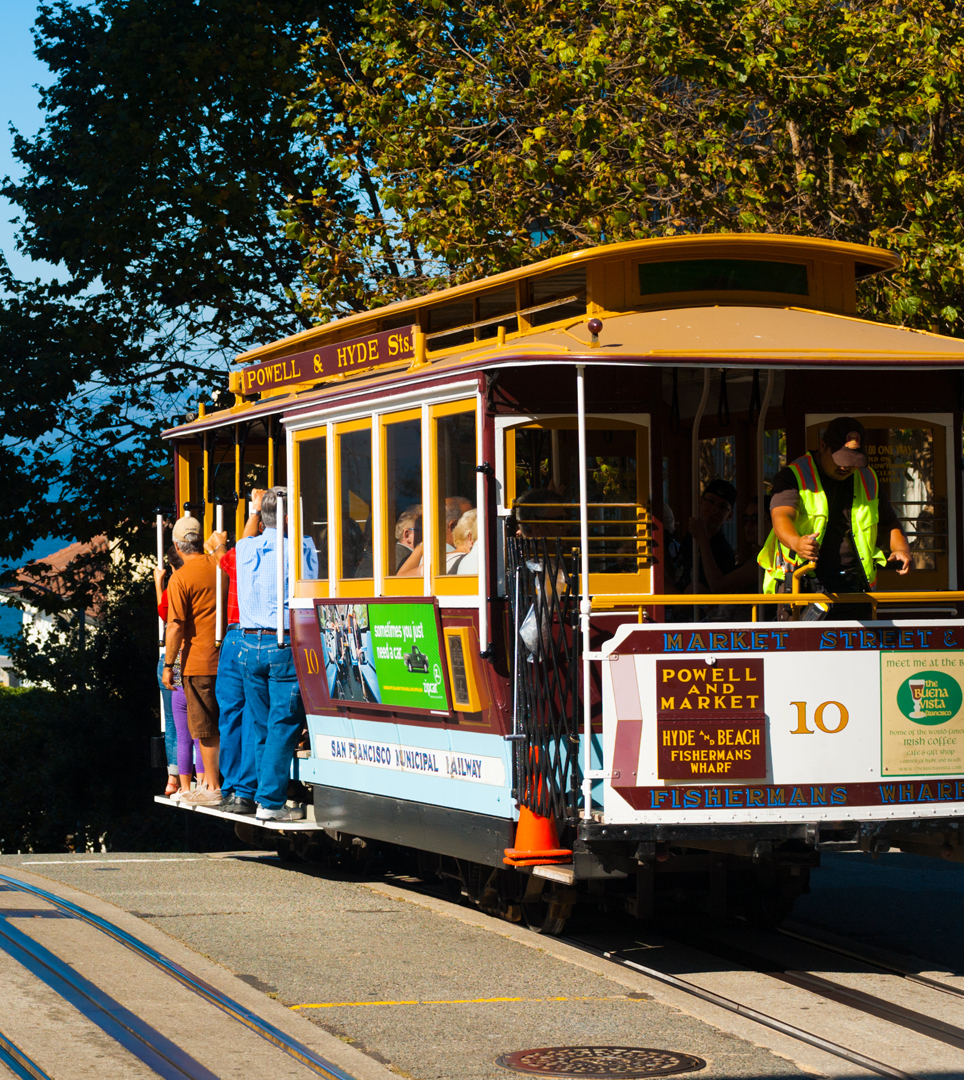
[0,847,961,1079]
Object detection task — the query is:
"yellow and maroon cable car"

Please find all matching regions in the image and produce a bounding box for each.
[161,233,964,929]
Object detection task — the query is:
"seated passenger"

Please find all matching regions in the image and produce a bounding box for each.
[394,505,422,574]
[397,497,476,576]
[445,496,472,552]
[450,508,478,573]
[677,479,736,591]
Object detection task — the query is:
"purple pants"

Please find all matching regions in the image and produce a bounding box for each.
[172,687,201,776]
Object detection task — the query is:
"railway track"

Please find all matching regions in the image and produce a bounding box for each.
[0,873,359,1080]
[368,861,964,1079]
[564,917,964,1080]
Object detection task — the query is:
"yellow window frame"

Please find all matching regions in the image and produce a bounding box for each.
[291,424,330,599]
[380,407,424,596]
[429,398,479,596]
[333,417,374,596]
[503,416,651,595]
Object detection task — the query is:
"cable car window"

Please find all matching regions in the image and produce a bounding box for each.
[476,287,518,343]
[297,432,327,580]
[435,409,477,577]
[384,414,422,576]
[338,425,373,579]
[638,259,808,296]
[527,268,587,327]
[427,298,476,350]
[508,421,650,579]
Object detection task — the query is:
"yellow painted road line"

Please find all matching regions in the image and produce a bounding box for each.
[292,995,635,1009]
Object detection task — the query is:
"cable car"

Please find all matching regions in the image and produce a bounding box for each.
[159,233,964,929]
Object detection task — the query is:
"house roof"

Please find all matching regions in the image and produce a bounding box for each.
[1,537,110,622]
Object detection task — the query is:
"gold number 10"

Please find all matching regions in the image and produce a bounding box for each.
[790,700,849,735]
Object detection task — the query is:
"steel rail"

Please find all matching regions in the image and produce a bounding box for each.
[0,874,359,1080]
[0,1028,53,1080]
[565,936,921,1080]
[670,927,964,1052]
[0,918,217,1080]
[777,925,964,1001]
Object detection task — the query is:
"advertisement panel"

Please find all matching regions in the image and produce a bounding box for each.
[315,599,450,713]
[880,650,964,776]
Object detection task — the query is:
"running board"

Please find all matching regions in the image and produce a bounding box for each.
[153,795,321,831]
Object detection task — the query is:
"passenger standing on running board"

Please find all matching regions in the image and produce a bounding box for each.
[236,486,319,822]
[162,516,222,806]
[205,490,267,816]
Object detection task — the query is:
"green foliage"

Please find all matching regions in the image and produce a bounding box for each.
[288,0,964,332]
[0,559,227,852]
[1,0,354,559]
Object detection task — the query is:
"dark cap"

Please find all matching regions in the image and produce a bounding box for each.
[702,478,737,507]
[822,417,868,469]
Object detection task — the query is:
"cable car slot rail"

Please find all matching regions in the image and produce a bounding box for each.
[776,923,964,1002]
[0,1026,52,1080]
[662,927,964,1053]
[564,935,925,1080]
[0,873,359,1080]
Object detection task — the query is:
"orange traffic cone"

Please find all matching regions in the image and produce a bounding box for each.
[503,805,572,866]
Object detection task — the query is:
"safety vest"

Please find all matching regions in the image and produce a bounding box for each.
[758,453,887,593]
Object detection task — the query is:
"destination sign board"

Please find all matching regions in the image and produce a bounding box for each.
[657,718,767,779]
[655,658,764,719]
[238,325,416,396]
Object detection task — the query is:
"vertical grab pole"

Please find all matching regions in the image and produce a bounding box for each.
[756,370,775,592]
[276,492,286,647]
[156,513,165,647]
[475,397,488,657]
[215,502,224,646]
[577,365,593,821]
[691,369,712,616]
[157,511,166,736]
[267,417,276,488]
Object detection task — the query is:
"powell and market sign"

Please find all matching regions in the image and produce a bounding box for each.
[237,325,416,395]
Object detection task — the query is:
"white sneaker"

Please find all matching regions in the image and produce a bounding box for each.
[181,786,222,806]
[256,804,306,822]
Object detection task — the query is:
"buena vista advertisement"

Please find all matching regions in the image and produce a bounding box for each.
[316,600,449,712]
[881,651,964,776]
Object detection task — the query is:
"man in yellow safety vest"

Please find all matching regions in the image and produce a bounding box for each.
[759,417,911,618]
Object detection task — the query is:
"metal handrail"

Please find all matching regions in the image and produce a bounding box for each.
[590,590,964,611]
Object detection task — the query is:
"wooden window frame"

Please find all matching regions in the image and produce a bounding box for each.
[291,424,330,599]
[380,407,425,596]
[501,415,652,596]
[334,417,374,597]
[430,399,480,596]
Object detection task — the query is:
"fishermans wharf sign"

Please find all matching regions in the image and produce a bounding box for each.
[238,325,416,395]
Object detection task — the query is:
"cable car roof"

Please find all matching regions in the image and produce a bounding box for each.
[163,234,964,439]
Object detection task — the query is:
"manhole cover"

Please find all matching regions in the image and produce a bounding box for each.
[495,1046,706,1078]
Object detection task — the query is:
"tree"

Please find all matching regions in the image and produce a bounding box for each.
[1,0,355,559]
[287,0,964,332]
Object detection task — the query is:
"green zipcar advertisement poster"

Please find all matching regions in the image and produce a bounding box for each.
[317,601,449,711]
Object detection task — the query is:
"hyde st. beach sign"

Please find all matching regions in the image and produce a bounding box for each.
[238,325,416,395]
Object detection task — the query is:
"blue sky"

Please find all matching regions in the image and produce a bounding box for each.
[0,0,56,281]
[1,2,65,638]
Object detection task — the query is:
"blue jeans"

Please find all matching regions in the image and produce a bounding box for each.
[216,626,256,799]
[239,633,305,810]
[157,653,177,772]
